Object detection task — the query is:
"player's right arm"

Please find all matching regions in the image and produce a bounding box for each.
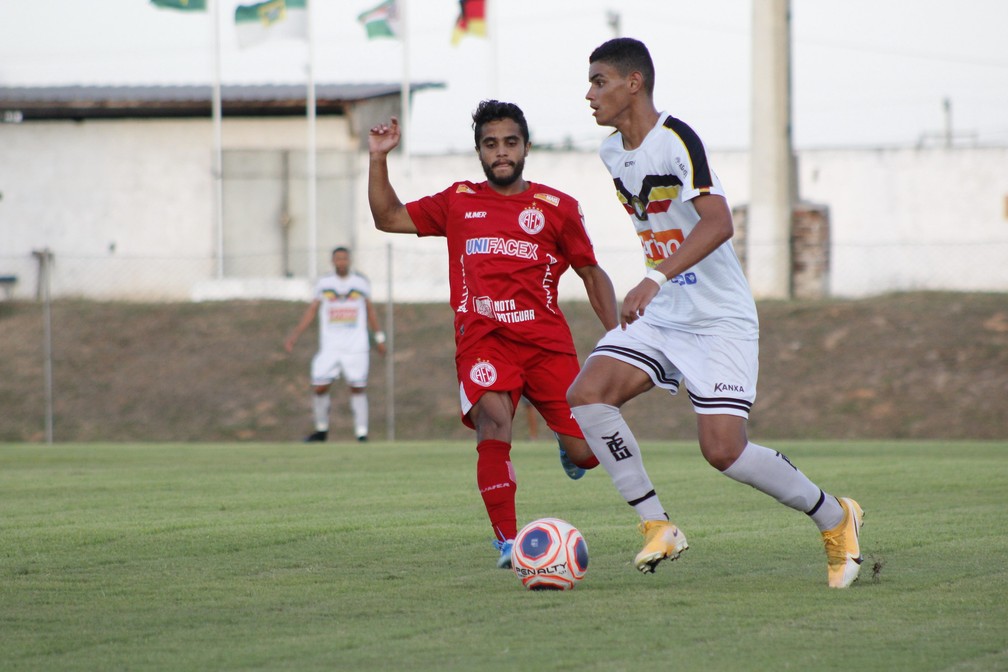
[284,299,321,352]
[368,117,418,234]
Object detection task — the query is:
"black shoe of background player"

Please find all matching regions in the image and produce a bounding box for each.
[304,430,328,442]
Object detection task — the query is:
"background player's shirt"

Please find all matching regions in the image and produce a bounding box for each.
[600,113,759,339]
[405,181,599,354]
[313,271,371,353]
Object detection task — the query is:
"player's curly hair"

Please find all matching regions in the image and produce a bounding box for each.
[589,37,655,96]
[472,100,530,149]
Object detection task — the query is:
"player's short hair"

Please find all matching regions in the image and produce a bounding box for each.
[472,100,530,149]
[589,37,655,96]
[332,246,350,256]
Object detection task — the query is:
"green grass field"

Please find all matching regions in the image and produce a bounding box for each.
[2,441,1006,671]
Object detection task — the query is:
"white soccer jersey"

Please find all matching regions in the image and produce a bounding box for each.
[313,271,371,353]
[600,113,759,339]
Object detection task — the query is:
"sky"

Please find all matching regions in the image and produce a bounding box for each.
[2,0,1007,155]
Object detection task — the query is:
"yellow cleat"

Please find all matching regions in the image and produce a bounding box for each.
[822,497,864,588]
[634,520,688,573]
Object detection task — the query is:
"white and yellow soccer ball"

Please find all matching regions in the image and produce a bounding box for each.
[511,517,588,590]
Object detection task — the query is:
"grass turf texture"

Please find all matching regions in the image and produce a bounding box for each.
[2,441,1006,671]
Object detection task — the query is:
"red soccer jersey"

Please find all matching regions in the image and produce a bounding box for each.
[405,180,599,354]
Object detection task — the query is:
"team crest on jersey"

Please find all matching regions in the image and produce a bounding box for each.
[456,184,476,194]
[518,206,545,235]
[533,192,560,207]
[469,359,497,387]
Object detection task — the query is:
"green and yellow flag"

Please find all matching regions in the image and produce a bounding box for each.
[234,0,307,49]
[357,0,399,40]
[149,0,207,10]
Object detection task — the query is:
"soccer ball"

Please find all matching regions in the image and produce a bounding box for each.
[511,517,588,590]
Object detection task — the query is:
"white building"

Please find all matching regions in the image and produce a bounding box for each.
[2,85,1006,302]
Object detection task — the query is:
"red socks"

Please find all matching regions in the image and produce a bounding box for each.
[476,439,517,541]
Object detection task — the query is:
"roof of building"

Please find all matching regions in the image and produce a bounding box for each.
[0,82,444,121]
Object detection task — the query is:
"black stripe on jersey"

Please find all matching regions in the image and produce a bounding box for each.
[687,389,753,414]
[612,178,636,207]
[592,345,680,389]
[613,174,684,204]
[662,115,714,190]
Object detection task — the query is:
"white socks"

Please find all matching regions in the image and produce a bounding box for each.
[572,402,845,532]
[722,442,844,531]
[312,393,331,432]
[350,392,369,438]
[570,403,667,521]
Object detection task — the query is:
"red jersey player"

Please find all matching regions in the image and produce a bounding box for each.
[368,100,618,569]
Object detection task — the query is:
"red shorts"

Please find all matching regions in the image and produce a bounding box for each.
[456,332,583,437]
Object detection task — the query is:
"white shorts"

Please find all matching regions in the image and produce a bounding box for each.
[588,321,758,418]
[311,349,370,387]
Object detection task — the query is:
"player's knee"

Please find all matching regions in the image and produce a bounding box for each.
[699,437,745,471]
[566,379,595,408]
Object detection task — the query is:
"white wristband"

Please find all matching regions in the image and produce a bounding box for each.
[645,268,668,288]
[373,331,386,344]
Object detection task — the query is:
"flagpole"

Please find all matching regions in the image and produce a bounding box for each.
[212,0,225,279]
[306,0,318,279]
[487,0,498,98]
[400,0,411,176]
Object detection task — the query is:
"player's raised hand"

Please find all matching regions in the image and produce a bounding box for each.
[369,117,401,156]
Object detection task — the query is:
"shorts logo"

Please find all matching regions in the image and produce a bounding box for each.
[469,360,497,387]
[518,206,545,235]
[714,382,744,393]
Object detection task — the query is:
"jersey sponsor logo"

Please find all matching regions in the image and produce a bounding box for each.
[465,237,539,259]
[464,211,488,219]
[533,192,560,207]
[456,184,476,194]
[675,156,690,179]
[614,175,682,222]
[474,296,535,324]
[639,228,685,261]
[474,296,493,318]
[668,272,697,286]
[326,306,360,324]
[469,359,498,387]
[517,206,546,235]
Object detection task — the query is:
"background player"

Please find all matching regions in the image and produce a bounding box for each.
[285,246,386,442]
[568,38,864,587]
[367,100,618,569]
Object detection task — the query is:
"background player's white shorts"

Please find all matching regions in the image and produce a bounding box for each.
[588,320,759,418]
[311,348,369,387]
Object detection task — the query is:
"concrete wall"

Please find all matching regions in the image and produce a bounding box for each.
[2,115,1006,301]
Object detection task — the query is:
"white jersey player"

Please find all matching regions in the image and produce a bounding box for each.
[568,38,864,588]
[285,247,386,442]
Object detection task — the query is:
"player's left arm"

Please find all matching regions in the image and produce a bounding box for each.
[364,297,387,355]
[572,263,619,332]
